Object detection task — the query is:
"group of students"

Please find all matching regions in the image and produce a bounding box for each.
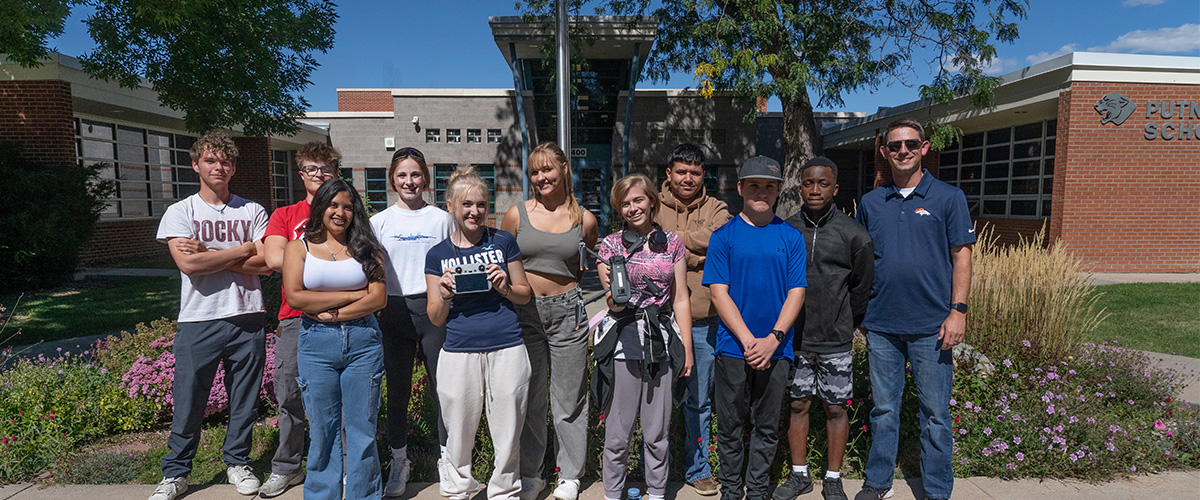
[151,116,973,500]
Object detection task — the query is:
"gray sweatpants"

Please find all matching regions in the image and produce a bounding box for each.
[603,359,673,499]
[518,288,588,481]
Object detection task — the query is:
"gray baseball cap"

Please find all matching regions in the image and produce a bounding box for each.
[739,155,783,181]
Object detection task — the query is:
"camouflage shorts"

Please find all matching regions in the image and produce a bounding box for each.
[788,350,853,404]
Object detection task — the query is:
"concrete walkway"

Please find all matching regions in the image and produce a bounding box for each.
[4,473,1200,500]
[1087,272,1200,285]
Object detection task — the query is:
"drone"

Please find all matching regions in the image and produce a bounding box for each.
[574,228,668,326]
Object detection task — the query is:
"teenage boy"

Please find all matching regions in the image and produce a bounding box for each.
[854,119,974,500]
[703,155,807,500]
[151,132,271,500]
[653,143,732,497]
[259,141,341,497]
[775,157,874,500]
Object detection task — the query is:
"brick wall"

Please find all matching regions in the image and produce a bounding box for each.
[337,90,394,112]
[231,136,275,209]
[1052,82,1200,272]
[0,80,75,164]
[977,217,1049,247]
[81,220,168,265]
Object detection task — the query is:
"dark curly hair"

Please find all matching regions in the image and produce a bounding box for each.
[304,179,385,282]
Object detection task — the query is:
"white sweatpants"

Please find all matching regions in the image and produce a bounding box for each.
[437,344,531,500]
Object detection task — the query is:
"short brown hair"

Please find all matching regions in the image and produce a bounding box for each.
[295,141,342,170]
[610,173,661,223]
[884,118,926,142]
[189,131,239,164]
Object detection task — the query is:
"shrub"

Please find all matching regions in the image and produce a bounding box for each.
[94,318,180,376]
[0,350,160,483]
[0,142,115,293]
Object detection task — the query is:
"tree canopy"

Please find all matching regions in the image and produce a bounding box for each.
[521,0,1028,215]
[1,0,336,137]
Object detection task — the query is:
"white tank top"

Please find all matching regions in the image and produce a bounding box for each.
[303,244,369,291]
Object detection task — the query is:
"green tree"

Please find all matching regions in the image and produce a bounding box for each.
[520,0,1027,214]
[0,0,336,137]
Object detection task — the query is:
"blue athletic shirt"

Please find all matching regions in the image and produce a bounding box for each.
[424,228,524,353]
[856,169,976,335]
[702,215,807,360]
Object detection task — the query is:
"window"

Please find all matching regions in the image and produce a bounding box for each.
[365,167,388,213]
[434,163,497,215]
[467,129,482,143]
[487,129,502,143]
[75,118,197,219]
[938,119,1056,218]
[446,129,461,143]
[649,127,665,144]
[426,128,441,143]
[689,129,705,145]
[271,150,293,208]
[710,129,726,145]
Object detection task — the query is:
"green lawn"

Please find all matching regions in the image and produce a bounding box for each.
[1086,282,1200,358]
[3,276,180,347]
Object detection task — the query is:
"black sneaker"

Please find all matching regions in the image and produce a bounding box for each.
[852,485,892,500]
[772,472,813,500]
[820,478,847,500]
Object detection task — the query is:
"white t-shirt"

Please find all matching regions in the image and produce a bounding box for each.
[157,194,269,323]
[370,204,453,297]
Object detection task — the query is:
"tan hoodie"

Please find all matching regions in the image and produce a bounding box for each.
[654,180,733,321]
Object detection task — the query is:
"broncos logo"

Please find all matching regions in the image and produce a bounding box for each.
[1095,92,1135,126]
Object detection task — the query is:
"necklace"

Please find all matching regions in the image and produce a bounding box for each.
[320,240,344,261]
[197,197,227,214]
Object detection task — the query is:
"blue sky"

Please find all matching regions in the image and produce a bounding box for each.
[49,0,1198,114]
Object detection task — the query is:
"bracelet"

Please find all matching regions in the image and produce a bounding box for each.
[498,286,510,298]
[441,293,453,301]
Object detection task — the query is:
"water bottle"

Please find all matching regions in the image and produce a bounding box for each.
[627,487,641,500]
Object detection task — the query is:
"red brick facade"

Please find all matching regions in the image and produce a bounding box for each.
[0,80,75,165]
[80,220,167,264]
[1051,82,1200,272]
[337,90,394,112]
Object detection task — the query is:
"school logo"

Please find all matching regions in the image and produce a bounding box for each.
[915,208,932,217]
[1095,93,1135,126]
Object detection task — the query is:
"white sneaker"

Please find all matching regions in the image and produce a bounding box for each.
[519,476,547,500]
[438,458,455,497]
[148,477,187,500]
[258,470,304,498]
[552,478,580,500]
[226,464,261,495]
[384,458,412,497]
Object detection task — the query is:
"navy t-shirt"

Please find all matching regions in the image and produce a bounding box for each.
[702,215,807,361]
[857,170,976,335]
[424,228,524,353]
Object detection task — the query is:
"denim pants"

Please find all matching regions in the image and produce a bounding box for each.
[518,288,588,480]
[863,331,954,499]
[298,315,385,500]
[682,316,719,482]
[162,313,265,478]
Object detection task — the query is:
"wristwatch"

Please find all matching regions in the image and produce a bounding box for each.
[327,307,340,319]
[949,302,969,314]
[770,329,786,341]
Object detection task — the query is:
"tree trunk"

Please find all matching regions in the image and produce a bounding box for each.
[775,89,822,217]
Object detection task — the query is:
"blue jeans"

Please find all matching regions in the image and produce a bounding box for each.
[682,316,718,482]
[298,315,385,500]
[863,331,954,499]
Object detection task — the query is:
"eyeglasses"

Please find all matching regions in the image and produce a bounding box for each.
[885,139,923,153]
[300,165,336,175]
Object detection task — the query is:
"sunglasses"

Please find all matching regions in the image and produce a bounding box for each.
[885,139,923,153]
[392,147,425,162]
[300,165,336,175]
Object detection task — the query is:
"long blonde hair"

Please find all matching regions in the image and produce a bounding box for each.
[445,167,489,227]
[529,142,583,227]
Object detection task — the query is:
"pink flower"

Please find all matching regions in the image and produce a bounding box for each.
[1154,420,1166,430]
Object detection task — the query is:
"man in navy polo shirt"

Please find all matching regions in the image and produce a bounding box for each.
[854,118,974,500]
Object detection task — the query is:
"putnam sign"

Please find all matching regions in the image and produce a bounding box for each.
[1094,92,1199,141]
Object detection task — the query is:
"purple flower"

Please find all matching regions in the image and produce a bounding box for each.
[984,427,992,436]
[1013,436,1022,444]
[1003,359,1012,367]
[1023,340,1031,347]
[1016,452,1025,461]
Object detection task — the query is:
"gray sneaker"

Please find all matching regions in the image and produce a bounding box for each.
[773,472,813,500]
[852,485,893,500]
[821,478,847,500]
[226,464,261,495]
[148,477,187,500]
[384,458,412,497]
[259,470,304,498]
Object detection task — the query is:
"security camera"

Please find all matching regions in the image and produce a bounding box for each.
[411,116,419,124]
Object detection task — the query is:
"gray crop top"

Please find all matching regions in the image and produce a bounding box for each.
[514,201,583,279]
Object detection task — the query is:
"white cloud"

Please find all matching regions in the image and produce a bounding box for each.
[1087,24,1200,54]
[1026,45,1078,64]
[1121,0,1168,6]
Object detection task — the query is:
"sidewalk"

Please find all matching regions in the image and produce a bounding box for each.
[4,473,1200,500]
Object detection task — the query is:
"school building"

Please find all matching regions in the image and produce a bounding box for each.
[1,18,1196,272]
